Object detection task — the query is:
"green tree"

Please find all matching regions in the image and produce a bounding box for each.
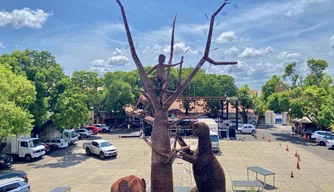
[104,80,134,124]
[52,90,90,130]
[0,65,36,138]
[1,50,66,131]
[304,59,328,86]
[234,84,253,123]
[252,95,267,126]
[261,75,283,102]
[282,62,302,89]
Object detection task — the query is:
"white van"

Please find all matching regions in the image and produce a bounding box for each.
[210,131,220,153]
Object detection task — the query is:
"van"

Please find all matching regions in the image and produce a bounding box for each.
[210,131,220,153]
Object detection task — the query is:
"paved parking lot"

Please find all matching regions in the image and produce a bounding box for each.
[7,132,334,192]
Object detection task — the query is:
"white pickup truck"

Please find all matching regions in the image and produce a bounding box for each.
[83,139,118,159]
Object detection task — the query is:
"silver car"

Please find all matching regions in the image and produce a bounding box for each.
[0,177,30,192]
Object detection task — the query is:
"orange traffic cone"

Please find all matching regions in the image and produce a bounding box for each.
[268,137,271,142]
[262,135,265,140]
[295,150,298,157]
[298,154,301,162]
[303,133,307,140]
[286,145,289,151]
[296,160,300,170]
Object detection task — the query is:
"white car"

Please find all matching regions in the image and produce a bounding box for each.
[43,138,68,150]
[238,124,256,134]
[76,129,93,138]
[326,139,334,150]
[311,131,332,145]
[210,131,220,153]
[83,140,118,159]
[315,134,334,146]
[93,124,110,132]
[0,177,30,192]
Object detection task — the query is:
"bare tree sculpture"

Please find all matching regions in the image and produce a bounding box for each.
[115,0,237,191]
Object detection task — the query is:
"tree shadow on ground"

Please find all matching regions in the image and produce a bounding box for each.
[270,133,311,146]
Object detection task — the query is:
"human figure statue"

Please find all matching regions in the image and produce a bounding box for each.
[146,54,182,94]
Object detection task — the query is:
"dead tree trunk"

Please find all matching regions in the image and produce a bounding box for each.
[115,0,237,191]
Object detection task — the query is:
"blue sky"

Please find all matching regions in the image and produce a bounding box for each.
[1,0,334,89]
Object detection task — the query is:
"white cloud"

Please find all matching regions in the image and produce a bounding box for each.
[107,55,129,66]
[0,8,52,28]
[278,51,288,59]
[224,46,239,56]
[285,3,304,16]
[240,47,273,59]
[90,48,130,74]
[330,36,334,48]
[285,0,330,17]
[0,43,4,48]
[216,31,236,44]
[286,53,301,60]
[143,42,199,55]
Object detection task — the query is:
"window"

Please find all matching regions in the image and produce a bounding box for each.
[4,183,20,191]
[28,139,40,147]
[100,142,111,147]
[51,140,56,143]
[20,142,28,148]
[56,140,61,143]
[210,135,219,142]
[92,142,98,147]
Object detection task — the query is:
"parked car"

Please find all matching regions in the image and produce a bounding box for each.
[2,136,45,162]
[85,126,100,135]
[326,139,334,150]
[93,124,110,133]
[83,140,118,159]
[42,138,68,150]
[0,177,30,192]
[76,129,93,138]
[229,120,243,128]
[0,154,13,169]
[237,124,256,134]
[311,131,332,138]
[210,131,220,153]
[0,170,28,183]
[313,131,334,146]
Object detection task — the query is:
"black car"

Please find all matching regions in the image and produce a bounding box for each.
[0,170,28,183]
[0,154,13,169]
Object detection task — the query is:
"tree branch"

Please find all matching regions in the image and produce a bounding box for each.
[203,1,230,58]
[133,89,151,102]
[177,57,183,87]
[163,1,231,109]
[162,13,178,103]
[206,57,238,65]
[116,0,159,108]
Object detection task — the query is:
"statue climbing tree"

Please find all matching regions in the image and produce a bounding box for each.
[115,0,237,191]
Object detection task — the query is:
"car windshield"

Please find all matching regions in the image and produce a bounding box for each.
[99,142,112,147]
[102,124,107,127]
[29,139,40,148]
[210,135,219,142]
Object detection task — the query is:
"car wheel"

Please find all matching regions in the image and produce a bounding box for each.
[251,130,255,134]
[320,141,326,146]
[113,154,118,158]
[332,145,334,150]
[99,152,105,159]
[86,148,91,155]
[83,134,87,138]
[238,130,242,134]
[102,129,106,133]
[25,155,32,162]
